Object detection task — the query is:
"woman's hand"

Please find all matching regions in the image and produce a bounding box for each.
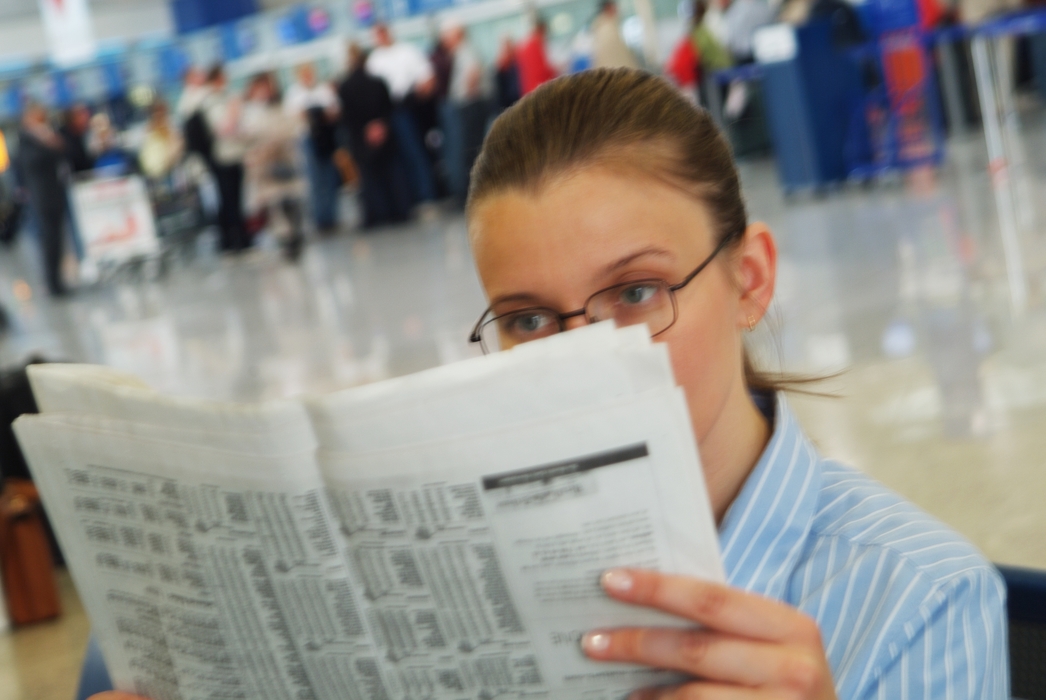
[582,569,838,700]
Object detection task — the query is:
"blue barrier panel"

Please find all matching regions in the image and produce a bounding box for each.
[975,8,1046,39]
[52,71,74,108]
[713,63,763,86]
[220,23,244,61]
[1,83,23,119]
[158,44,189,85]
[410,0,454,17]
[170,0,259,35]
[926,24,970,46]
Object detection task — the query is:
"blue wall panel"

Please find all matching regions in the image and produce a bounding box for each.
[171,0,260,35]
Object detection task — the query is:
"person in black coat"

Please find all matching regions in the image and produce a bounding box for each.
[60,104,94,175]
[338,44,411,228]
[59,103,94,261]
[17,104,68,297]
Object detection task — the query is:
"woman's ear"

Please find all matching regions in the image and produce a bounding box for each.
[734,222,776,329]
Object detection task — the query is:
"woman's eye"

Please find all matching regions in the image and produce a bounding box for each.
[619,284,659,305]
[503,312,554,336]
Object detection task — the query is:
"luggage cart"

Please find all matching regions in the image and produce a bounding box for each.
[145,168,207,264]
[70,174,164,284]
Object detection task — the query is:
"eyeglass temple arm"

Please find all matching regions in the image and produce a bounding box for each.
[469,315,485,343]
[669,236,732,292]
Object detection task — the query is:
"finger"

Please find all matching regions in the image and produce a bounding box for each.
[629,683,766,700]
[583,627,816,687]
[600,569,819,644]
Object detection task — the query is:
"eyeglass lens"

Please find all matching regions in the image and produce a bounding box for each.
[479,280,676,353]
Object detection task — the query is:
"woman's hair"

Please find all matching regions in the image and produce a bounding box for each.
[467,68,803,394]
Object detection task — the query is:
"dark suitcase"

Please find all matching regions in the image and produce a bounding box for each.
[0,357,64,566]
[0,357,44,482]
[0,478,61,626]
[0,197,23,246]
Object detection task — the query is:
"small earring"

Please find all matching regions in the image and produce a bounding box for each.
[747,315,756,331]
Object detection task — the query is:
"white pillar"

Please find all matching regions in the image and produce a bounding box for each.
[37,0,97,67]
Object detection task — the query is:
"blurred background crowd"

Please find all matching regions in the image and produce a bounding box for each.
[0,0,1019,303]
[3,0,1046,693]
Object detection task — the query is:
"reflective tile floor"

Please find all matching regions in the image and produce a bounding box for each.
[3,118,1046,699]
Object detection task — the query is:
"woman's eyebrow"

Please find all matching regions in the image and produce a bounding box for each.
[488,248,676,307]
[602,247,676,274]
[489,292,543,307]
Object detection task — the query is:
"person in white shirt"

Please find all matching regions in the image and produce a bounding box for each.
[723,0,775,62]
[365,24,438,205]
[283,63,341,232]
[282,63,339,120]
[175,67,210,121]
[591,1,639,69]
[201,66,250,253]
[244,73,306,260]
[440,20,492,205]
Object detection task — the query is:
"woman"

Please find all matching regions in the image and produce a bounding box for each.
[17,103,69,297]
[242,73,306,260]
[463,68,1004,698]
[138,101,184,181]
[202,66,250,253]
[91,69,1005,699]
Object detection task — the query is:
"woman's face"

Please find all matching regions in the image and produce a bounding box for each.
[470,165,773,447]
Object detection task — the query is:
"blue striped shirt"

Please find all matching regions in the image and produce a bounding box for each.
[719,394,1009,698]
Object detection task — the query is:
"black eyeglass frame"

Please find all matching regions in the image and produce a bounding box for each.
[469,236,732,351]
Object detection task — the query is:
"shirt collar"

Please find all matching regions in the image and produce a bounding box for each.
[718,393,823,600]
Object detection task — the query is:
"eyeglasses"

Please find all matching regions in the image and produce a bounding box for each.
[469,236,730,353]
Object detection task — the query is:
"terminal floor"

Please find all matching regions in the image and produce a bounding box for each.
[3,128,1046,699]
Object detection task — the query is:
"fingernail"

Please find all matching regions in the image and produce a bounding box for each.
[602,568,633,593]
[582,631,611,654]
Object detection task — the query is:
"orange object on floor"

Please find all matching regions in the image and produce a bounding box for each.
[0,478,61,626]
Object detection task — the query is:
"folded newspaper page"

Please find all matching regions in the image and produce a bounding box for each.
[15,324,723,700]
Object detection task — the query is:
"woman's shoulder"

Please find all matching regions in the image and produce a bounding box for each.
[810,457,1001,593]
[795,456,1007,697]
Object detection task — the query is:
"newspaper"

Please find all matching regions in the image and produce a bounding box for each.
[15,324,724,700]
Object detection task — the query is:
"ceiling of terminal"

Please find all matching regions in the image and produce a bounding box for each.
[0,0,301,22]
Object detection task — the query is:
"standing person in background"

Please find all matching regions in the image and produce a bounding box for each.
[283,63,341,234]
[59,103,93,261]
[429,29,454,107]
[693,0,734,73]
[666,0,734,103]
[60,104,94,175]
[591,1,639,69]
[0,129,8,175]
[442,20,492,206]
[429,27,455,196]
[17,103,68,297]
[244,74,306,261]
[339,44,411,229]
[202,66,250,253]
[516,18,557,95]
[88,113,136,174]
[177,67,214,168]
[722,0,774,63]
[367,23,439,208]
[494,37,522,113]
[139,101,184,182]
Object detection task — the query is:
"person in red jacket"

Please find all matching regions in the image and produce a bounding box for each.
[516,19,557,95]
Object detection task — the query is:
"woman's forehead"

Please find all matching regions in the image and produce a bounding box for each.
[470,168,717,268]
